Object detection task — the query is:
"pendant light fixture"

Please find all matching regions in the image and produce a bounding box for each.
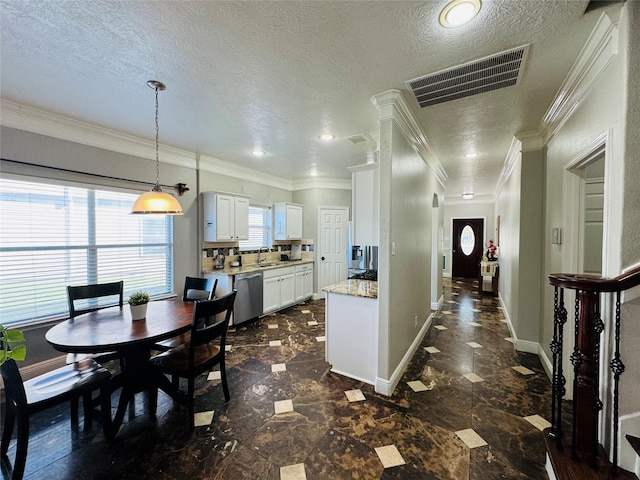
[131,80,183,215]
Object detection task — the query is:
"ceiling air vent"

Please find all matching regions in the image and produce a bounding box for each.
[407,45,529,108]
[345,133,374,144]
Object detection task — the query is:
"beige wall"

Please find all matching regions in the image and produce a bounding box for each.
[496,154,522,339]
[540,3,639,469]
[377,117,444,381]
[292,187,352,241]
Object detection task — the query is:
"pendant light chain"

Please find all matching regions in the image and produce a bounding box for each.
[154,85,160,188]
[131,79,182,215]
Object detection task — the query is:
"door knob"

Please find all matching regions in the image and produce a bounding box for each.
[321,256,325,261]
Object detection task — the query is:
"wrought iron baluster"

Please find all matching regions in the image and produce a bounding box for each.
[610,291,625,472]
[592,294,604,466]
[570,292,582,459]
[549,286,567,448]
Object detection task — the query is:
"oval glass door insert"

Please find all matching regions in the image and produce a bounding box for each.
[460,225,475,256]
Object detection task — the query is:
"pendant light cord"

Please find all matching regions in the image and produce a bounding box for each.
[154,85,161,189]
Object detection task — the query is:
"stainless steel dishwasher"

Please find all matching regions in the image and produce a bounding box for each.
[233,272,263,326]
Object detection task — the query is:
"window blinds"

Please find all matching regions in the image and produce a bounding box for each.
[0,178,174,326]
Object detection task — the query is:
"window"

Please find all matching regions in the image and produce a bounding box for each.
[460,224,475,256]
[239,205,272,251]
[0,178,174,326]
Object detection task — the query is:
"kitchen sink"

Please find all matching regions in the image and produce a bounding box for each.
[257,263,277,267]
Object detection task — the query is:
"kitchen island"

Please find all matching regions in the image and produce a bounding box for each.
[323,279,378,385]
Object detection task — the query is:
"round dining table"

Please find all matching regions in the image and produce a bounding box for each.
[46,299,194,437]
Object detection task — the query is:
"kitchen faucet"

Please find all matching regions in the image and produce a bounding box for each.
[258,246,269,264]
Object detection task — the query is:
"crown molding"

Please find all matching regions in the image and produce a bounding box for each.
[370,89,448,189]
[197,153,293,191]
[538,8,621,142]
[516,131,544,151]
[494,136,522,197]
[0,98,197,169]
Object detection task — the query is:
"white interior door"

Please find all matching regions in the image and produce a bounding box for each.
[317,206,348,294]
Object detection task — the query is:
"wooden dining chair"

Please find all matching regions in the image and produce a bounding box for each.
[148,290,236,429]
[182,276,217,301]
[66,281,124,421]
[0,359,113,480]
[153,277,218,352]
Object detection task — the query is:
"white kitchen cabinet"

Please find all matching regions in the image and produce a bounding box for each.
[262,266,296,313]
[273,202,303,240]
[295,263,314,302]
[203,192,250,242]
[348,163,378,246]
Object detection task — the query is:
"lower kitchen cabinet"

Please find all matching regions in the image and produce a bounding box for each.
[295,263,314,302]
[263,266,295,314]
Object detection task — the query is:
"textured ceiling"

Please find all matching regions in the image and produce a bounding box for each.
[0,0,603,199]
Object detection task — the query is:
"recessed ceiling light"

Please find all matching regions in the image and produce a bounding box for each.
[251,149,266,157]
[439,0,481,28]
[465,152,478,158]
[310,170,319,177]
[462,192,475,199]
[318,133,335,141]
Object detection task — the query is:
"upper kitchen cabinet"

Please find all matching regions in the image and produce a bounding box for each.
[203,191,250,242]
[273,202,303,240]
[348,163,379,246]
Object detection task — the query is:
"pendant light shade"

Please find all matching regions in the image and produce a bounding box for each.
[131,80,183,215]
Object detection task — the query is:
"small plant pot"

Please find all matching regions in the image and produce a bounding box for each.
[130,303,148,321]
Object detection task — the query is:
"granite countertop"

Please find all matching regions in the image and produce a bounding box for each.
[322,279,378,299]
[203,258,314,276]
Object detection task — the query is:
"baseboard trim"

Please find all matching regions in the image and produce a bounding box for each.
[498,293,550,379]
[538,344,553,381]
[515,339,539,354]
[431,294,444,312]
[619,412,640,475]
[330,368,374,386]
[375,312,433,396]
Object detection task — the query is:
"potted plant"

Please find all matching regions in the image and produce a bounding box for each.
[128,291,150,321]
[0,324,26,366]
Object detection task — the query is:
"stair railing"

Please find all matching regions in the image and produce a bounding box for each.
[548,265,640,471]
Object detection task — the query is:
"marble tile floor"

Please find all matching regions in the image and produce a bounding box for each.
[1,278,553,480]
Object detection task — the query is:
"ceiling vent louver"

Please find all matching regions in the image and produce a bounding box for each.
[407,45,529,108]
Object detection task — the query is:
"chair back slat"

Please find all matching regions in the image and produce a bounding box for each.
[0,359,27,405]
[67,281,124,318]
[182,276,217,301]
[189,291,236,351]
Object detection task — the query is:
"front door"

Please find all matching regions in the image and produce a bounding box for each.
[452,218,484,278]
[317,206,349,295]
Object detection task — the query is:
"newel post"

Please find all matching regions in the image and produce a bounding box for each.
[572,290,600,459]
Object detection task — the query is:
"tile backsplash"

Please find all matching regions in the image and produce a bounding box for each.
[201,241,314,272]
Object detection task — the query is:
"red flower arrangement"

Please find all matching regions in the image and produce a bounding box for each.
[486,240,498,261]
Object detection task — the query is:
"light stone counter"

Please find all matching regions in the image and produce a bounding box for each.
[322,279,378,299]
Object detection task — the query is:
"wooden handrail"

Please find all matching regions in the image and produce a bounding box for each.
[549,265,640,292]
[547,263,640,474]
